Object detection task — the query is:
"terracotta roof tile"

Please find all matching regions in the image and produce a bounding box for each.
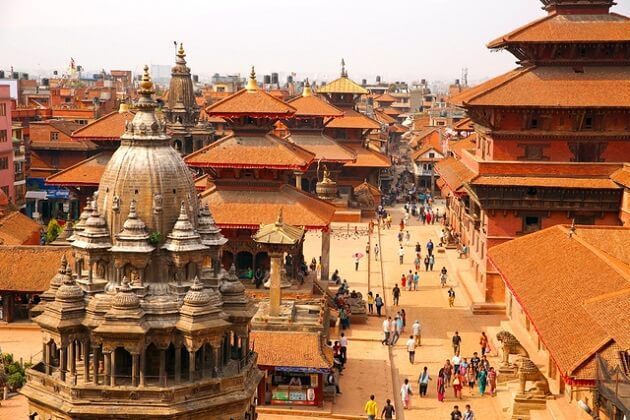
[317,77,368,95]
[251,331,333,369]
[390,124,407,134]
[488,225,630,379]
[487,12,630,48]
[611,164,630,188]
[287,95,344,118]
[582,288,630,349]
[453,117,474,130]
[373,110,397,125]
[382,107,401,116]
[449,133,477,158]
[0,246,73,292]
[286,133,356,163]
[71,111,135,140]
[0,212,41,245]
[30,152,53,170]
[471,175,621,189]
[201,184,336,229]
[343,144,391,168]
[325,109,381,130]
[374,93,397,103]
[411,130,444,161]
[185,132,314,170]
[434,157,476,193]
[205,89,296,118]
[452,66,630,108]
[45,151,112,186]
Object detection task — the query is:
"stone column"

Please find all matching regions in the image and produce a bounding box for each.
[295,172,303,190]
[320,228,331,280]
[104,351,111,385]
[188,349,196,382]
[68,342,76,377]
[82,342,89,383]
[174,345,181,383]
[159,349,166,387]
[92,345,100,385]
[201,345,207,378]
[110,350,116,386]
[269,251,282,317]
[211,345,220,377]
[139,350,146,387]
[44,342,51,375]
[59,346,67,382]
[131,353,139,387]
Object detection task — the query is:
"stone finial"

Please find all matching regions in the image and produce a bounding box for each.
[112,276,140,310]
[177,42,186,61]
[139,65,155,95]
[183,276,211,306]
[55,266,84,302]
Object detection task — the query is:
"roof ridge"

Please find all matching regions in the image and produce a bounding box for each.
[460,67,531,106]
[487,12,556,48]
[206,88,296,115]
[568,337,614,375]
[46,151,111,183]
[582,286,630,305]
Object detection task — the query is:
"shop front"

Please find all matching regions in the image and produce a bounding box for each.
[251,331,333,408]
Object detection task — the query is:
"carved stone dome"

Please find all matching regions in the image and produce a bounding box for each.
[98,65,197,242]
[183,276,211,306]
[112,277,140,310]
[55,267,84,302]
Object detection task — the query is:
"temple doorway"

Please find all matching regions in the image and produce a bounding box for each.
[221,251,234,270]
[114,347,132,383]
[254,252,269,271]
[236,251,253,278]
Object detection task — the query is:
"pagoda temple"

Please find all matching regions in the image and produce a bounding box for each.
[317,60,391,203]
[22,66,262,420]
[284,79,356,200]
[435,0,629,307]
[185,68,337,280]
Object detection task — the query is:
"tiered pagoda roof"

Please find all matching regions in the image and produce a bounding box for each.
[46,151,113,187]
[325,109,381,130]
[317,76,368,95]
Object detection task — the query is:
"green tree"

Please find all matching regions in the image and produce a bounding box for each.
[46,218,63,243]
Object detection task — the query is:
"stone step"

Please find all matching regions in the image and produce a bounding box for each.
[471,302,506,315]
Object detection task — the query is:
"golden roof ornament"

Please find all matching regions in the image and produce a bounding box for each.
[246,66,258,92]
[177,43,186,60]
[302,78,313,97]
[138,65,155,95]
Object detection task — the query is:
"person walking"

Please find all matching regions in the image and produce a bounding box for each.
[400,309,407,330]
[463,404,475,420]
[414,254,421,272]
[375,294,384,317]
[450,405,463,420]
[400,378,412,409]
[382,317,391,345]
[364,394,378,420]
[391,316,402,345]
[437,368,446,402]
[470,352,481,375]
[415,241,421,254]
[339,307,349,330]
[367,291,374,315]
[354,255,360,271]
[398,245,405,264]
[404,230,411,245]
[480,332,489,356]
[477,367,488,396]
[406,270,413,291]
[406,335,416,363]
[444,360,453,389]
[412,319,421,346]
[452,331,462,354]
[418,366,431,397]
[429,254,435,271]
[374,243,379,261]
[440,267,448,287]
[381,399,395,420]
[401,273,407,289]
[413,271,419,290]
[340,332,348,363]
[488,367,497,396]
[466,364,476,395]
[426,239,434,256]
[392,284,400,306]
[452,369,464,400]
[448,287,456,307]
[424,255,430,271]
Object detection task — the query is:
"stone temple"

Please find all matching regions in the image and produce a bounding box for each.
[21,66,262,419]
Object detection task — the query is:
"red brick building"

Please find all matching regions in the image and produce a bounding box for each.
[435,0,630,307]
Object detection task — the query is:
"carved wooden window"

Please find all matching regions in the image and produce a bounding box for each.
[517,144,549,161]
[522,215,541,233]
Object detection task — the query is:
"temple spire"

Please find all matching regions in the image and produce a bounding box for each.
[246,66,258,92]
[302,78,313,97]
[176,42,186,64]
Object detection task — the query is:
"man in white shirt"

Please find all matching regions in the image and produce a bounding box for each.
[382,317,391,345]
[451,352,462,374]
[398,246,405,264]
[406,335,416,364]
[340,332,348,362]
[412,320,422,346]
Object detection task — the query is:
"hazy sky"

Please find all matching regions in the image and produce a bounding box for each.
[2,0,629,84]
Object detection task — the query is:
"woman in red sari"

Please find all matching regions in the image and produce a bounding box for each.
[437,368,446,402]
